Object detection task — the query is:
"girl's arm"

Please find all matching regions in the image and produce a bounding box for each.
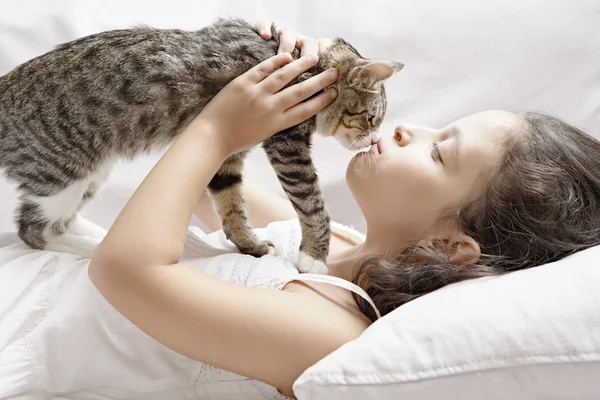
[89,54,346,397]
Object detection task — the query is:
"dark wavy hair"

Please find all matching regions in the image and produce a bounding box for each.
[353,111,600,321]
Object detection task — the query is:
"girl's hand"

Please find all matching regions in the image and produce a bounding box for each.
[193,53,338,157]
[255,20,333,56]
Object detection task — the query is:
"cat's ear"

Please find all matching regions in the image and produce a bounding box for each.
[347,60,404,89]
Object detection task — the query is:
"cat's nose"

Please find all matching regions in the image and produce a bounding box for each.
[370,131,381,145]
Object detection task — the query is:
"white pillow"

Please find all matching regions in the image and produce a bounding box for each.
[293,245,600,399]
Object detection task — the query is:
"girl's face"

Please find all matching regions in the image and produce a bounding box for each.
[346,110,520,242]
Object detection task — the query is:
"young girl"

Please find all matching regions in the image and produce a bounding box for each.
[1,27,599,400]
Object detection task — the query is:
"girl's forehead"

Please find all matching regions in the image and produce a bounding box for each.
[458,110,520,130]
[451,110,520,149]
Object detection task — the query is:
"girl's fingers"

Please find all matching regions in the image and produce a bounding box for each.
[255,20,272,38]
[278,68,339,109]
[297,34,320,57]
[246,53,293,83]
[277,26,297,55]
[283,88,338,127]
[260,54,319,93]
[318,38,333,53]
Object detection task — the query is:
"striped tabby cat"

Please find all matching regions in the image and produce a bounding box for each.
[0,18,402,274]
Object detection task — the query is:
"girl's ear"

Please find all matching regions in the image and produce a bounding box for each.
[448,235,481,266]
[417,234,481,266]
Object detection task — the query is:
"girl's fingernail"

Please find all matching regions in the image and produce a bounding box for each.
[329,68,339,79]
[328,88,338,97]
[306,53,318,64]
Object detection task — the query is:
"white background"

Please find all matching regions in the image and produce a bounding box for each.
[1,0,598,233]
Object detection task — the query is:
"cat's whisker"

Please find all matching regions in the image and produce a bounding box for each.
[348,136,361,150]
[365,152,374,172]
[360,148,370,170]
[370,152,377,172]
[356,152,364,170]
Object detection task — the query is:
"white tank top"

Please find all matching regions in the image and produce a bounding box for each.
[0,219,379,400]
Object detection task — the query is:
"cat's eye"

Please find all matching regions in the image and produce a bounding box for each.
[368,115,380,126]
[432,142,443,163]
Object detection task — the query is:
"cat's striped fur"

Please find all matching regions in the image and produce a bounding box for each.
[0,18,402,273]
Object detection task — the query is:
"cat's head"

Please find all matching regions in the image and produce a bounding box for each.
[316,38,403,150]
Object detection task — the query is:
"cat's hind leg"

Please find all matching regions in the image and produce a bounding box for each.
[68,214,107,241]
[208,152,275,257]
[68,163,112,241]
[17,190,101,259]
[16,163,112,258]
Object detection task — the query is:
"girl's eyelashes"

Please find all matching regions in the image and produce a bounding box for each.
[432,141,443,163]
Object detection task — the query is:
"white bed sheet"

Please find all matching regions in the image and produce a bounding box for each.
[1,0,598,234]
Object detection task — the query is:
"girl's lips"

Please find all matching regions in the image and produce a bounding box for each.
[370,140,381,154]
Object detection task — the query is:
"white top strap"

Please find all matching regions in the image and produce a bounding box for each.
[292,273,381,320]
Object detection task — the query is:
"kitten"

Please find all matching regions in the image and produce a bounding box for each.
[0,18,402,274]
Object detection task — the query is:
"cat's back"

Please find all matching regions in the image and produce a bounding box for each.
[0,19,276,102]
[0,27,163,99]
[0,18,279,159]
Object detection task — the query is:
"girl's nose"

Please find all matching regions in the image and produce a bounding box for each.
[394,124,412,146]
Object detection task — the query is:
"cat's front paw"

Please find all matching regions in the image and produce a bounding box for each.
[297,251,329,274]
[244,240,276,258]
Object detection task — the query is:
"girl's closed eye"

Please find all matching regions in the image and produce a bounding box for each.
[432,141,443,163]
